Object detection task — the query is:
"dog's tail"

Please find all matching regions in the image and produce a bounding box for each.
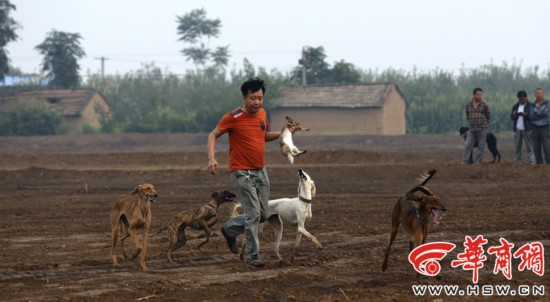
[151,225,168,237]
[416,169,436,186]
[407,169,436,196]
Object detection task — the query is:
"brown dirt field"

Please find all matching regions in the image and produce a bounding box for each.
[0,133,548,302]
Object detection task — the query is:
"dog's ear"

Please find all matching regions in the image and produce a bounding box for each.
[211,191,220,198]
[132,185,142,195]
[310,181,316,198]
[286,116,296,124]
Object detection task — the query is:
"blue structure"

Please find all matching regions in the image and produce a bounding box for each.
[0,75,51,87]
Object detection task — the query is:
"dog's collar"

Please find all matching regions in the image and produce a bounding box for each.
[204,203,216,211]
[416,208,428,226]
[299,196,312,203]
[202,203,219,225]
[204,203,218,217]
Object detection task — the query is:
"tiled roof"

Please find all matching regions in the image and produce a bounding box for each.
[0,89,100,116]
[272,83,403,108]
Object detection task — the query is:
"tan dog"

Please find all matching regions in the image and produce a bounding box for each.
[280,116,310,164]
[110,183,158,272]
[155,190,236,262]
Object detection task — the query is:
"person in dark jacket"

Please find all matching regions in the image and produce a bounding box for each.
[530,88,550,164]
[511,90,535,164]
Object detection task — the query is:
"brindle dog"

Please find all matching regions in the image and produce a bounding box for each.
[156,190,236,262]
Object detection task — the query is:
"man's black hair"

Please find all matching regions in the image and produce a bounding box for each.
[241,78,266,97]
[517,90,527,98]
[473,87,483,95]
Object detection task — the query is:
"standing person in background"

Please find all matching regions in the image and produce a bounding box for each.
[529,88,550,164]
[462,87,491,164]
[511,90,535,164]
[207,78,289,267]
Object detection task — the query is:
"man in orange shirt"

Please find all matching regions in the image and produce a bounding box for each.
[207,78,285,267]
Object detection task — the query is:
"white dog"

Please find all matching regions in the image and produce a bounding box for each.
[266,169,323,262]
[280,116,310,164]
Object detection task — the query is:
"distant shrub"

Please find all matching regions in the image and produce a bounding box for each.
[0,101,66,136]
[82,123,101,134]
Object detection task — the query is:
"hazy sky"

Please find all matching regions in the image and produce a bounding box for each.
[7,0,550,79]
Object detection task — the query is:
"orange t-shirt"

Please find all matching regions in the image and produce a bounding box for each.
[217,107,269,171]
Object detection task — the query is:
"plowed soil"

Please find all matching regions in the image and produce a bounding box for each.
[0,133,548,301]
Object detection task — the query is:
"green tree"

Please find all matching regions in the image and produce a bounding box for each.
[0,101,66,136]
[86,60,287,133]
[0,0,20,81]
[211,46,230,69]
[87,56,550,135]
[330,60,362,84]
[35,30,86,88]
[177,8,229,70]
[291,46,362,85]
[291,46,330,85]
[362,62,550,134]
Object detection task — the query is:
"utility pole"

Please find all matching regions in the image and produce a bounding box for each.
[298,47,307,86]
[94,56,109,79]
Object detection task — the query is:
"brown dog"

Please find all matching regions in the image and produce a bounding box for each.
[155,190,236,262]
[381,169,447,281]
[110,183,158,272]
[280,116,310,164]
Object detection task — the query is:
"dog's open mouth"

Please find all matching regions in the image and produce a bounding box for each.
[146,194,157,204]
[432,209,441,224]
[224,195,235,202]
